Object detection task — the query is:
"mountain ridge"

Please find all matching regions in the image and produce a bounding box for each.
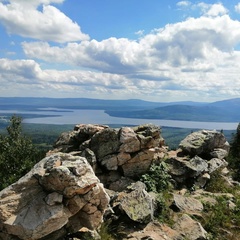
[0,97,239,122]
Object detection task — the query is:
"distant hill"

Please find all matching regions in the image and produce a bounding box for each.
[0,97,239,122]
[0,97,206,111]
[106,98,240,122]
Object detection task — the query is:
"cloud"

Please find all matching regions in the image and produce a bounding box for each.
[176,1,191,8]
[135,30,145,36]
[0,0,89,42]
[235,3,240,14]
[197,3,228,17]
[1,2,240,101]
[0,58,44,81]
[23,14,240,71]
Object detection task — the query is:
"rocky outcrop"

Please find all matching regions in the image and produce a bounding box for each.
[166,130,230,188]
[52,124,166,187]
[0,125,237,240]
[179,130,230,158]
[0,153,109,240]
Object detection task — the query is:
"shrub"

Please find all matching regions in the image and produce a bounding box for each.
[141,162,173,223]
[202,196,240,240]
[140,161,171,193]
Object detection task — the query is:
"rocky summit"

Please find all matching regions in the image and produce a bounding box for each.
[0,124,239,240]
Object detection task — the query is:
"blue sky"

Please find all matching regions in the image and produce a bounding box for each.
[0,0,240,102]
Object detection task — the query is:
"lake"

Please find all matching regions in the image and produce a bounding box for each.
[1,108,237,130]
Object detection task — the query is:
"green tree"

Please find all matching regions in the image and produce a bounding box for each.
[0,115,44,190]
[228,122,240,180]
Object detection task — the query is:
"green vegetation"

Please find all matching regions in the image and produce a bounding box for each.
[201,150,240,239]
[202,195,240,240]
[141,162,171,193]
[227,123,240,181]
[141,162,173,223]
[0,116,45,190]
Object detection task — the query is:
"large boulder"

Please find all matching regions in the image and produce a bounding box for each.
[0,153,109,240]
[112,182,155,224]
[166,156,208,184]
[179,130,230,158]
[173,214,208,240]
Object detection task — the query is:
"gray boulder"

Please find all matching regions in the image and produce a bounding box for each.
[0,153,109,240]
[166,156,208,184]
[179,130,230,158]
[113,182,155,223]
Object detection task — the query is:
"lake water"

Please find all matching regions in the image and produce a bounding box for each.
[0,108,237,130]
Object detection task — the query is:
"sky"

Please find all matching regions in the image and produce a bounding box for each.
[0,0,240,102]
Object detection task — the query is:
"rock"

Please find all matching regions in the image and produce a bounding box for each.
[121,148,156,177]
[113,182,155,223]
[208,158,228,173]
[179,130,230,158]
[0,153,109,240]
[195,173,210,188]
[90,128,120,159]
[119,127,141,153]
[171,194,204,213]
[166,156,208,184]
[173,214,208,240]
[210,148,228,160]
[133,124,163,148]
[50,124,166,187]
[108,177,135,192]
[53,131,79,152]
[126,221,183,240]
[80,148,97,171]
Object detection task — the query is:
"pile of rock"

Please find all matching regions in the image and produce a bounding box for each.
[166,130,230,188]
[51,124,166,188]
[0,124,236,240]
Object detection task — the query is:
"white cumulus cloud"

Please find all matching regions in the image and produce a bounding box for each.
[0,0,89,42]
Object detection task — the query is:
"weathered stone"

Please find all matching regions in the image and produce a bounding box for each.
[195,173,210,188]
[108,177,135,192]
[121,149,155,177]
[90,128,120,159]
[171,194,204,213]
[126,221,183,240]
[133,124,162,148]
[179,130,230,158]
[100,154,118,171]
[53,131,79,152]
[114,182,155,223]
[39,156,99,198]
[167,156,208,183]
[0,153,109,240]
[208,158,228,173]
[80,148,97,171]
[173,214,208,240]
[210,148,228,160]
[119,127,141,153]
[117,152,131,166]
[98,171,122,188]
[45,192,63,206]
